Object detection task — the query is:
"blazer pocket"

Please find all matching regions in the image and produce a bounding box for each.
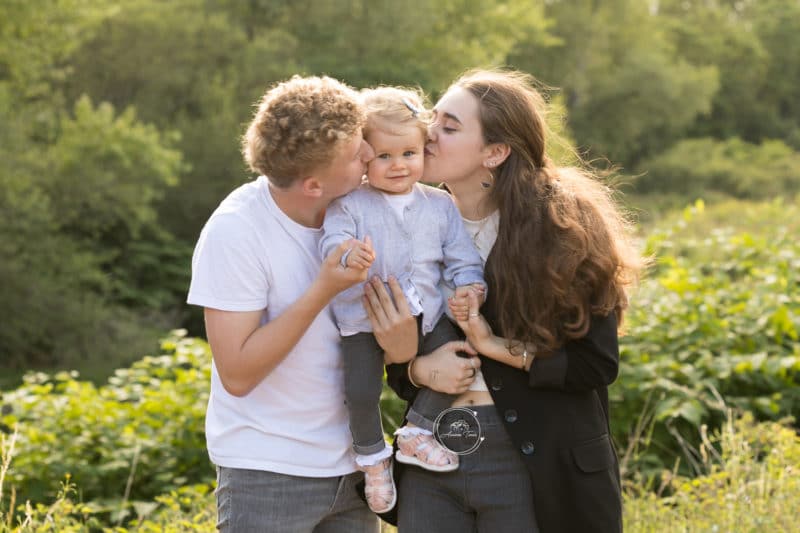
[571,434,614,473]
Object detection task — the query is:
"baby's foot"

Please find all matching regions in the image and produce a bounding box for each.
[361,457,396,513]
[395,427,458,472]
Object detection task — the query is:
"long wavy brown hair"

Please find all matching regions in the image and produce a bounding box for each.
[454,69,644,355]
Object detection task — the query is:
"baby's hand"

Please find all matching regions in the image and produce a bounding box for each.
[345,236,375,271]
[469,283,486,304]
[449,284,485,322]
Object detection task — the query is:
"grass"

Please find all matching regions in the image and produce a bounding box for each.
[1,413,798,532]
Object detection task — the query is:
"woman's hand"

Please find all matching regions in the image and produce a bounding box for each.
[363,276,418,363]
[411,340,480,395]
[455,290,496,354]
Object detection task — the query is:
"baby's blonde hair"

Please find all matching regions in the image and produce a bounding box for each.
[361,86,429,141]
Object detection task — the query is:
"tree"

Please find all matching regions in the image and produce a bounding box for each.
[509,0,718,167]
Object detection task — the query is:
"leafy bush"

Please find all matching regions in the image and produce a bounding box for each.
[615,199,800,478]
[5,412,797,532]
[635,137,800,199]
[0,332,212,523]
[0,92,186,373]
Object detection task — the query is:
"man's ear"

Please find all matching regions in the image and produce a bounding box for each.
[301,176,324,198]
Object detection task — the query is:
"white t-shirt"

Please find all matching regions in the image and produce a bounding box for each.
[187,176,355,477]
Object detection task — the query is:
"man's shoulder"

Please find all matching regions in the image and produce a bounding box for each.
[214,178,266,215]
[204,178,274,236]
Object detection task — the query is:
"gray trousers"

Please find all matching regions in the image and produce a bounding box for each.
[397,405,539,532]
[215,467,378,533]
[342,315,460,455]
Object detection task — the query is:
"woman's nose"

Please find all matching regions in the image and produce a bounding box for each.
[427,125,437,142]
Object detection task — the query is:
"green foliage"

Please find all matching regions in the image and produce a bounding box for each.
[0,93,187,372]
[509,0,718,167]
[0,2,188,373]
[660,0,800,149]
[283,0,549,90]
[636,137,800,199]
[0,332,212,523]
[5,410,798,531]
[44,96,183,244]
[2,0,800,442]
[0,0,109,99]
[615,199,800,479]
[624,413,800,532]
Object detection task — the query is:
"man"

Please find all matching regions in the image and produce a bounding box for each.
[188,75,377,532]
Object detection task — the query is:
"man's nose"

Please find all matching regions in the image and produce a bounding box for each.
[362,141,375,161]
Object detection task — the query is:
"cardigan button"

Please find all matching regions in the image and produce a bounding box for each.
[504,409,518,423]
[521,441,535,455]
[490,377,503,391]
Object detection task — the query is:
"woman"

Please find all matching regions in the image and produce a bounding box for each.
[363,69,643,532]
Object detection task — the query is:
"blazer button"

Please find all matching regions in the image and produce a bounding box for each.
[521,441,535,455]
[504,409,518,423]
[490,377,503,391]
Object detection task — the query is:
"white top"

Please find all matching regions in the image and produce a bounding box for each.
[380,191,424,316]
[440,210,500,392]
[187,176,356,477]
[381,190,415,219]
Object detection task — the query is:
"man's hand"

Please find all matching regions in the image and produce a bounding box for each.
[363,276,418,363]
[316,238,372,298]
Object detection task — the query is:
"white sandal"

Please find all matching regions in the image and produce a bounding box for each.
[395,431,459,472]
[362,457,396,513]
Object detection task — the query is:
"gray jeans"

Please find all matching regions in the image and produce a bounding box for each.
[215,467,378,533]
[342,315,461,454]
[397,405,539,532]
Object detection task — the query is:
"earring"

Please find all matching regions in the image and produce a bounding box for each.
[481,170,494,189]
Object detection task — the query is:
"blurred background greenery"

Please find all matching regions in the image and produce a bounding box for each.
[1,0,800,530]
[2,0,799,382]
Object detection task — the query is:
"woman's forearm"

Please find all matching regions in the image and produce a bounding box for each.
[478,335,533,371]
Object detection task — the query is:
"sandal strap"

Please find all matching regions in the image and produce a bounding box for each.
[398,433,456,466]
[363,459,395,511]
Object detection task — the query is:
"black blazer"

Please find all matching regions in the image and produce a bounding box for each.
[386,310,623,533]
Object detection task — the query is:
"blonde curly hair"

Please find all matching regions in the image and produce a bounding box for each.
[361,86,430,141]
[242,75,367,188]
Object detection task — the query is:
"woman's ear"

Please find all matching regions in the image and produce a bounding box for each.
[483,143,511,168]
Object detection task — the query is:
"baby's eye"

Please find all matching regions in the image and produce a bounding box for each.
[403,151,416,157]
[377,153,391,159]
